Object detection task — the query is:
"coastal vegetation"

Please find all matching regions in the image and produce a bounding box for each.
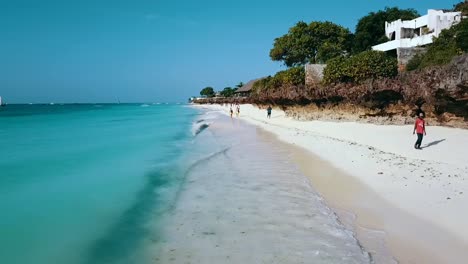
[197,82,244,99]
[264,8,416,88]
[352,7,419,53]
[196,2,468,126]
[252,67,305,94]
[323,50,397,84]
[200,87,215,98]
[269,21,352,66]
[405,2,468,71]
[407,18,468,70]
[220,87,237,97]
[454,0,468,16]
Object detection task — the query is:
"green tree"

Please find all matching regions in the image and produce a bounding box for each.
[353,7,419,53]
[200,87,215,97]
[455,19,468,51]
[270,21,352,66]
[220,87,236,97]
[454,1,468,16]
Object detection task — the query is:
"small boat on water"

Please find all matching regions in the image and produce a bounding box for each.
[0,96,5,107]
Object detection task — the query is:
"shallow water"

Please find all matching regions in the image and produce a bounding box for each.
[149,110,371,263]
[0,105,370,264]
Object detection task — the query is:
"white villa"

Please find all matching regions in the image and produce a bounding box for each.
[373,9,463,52]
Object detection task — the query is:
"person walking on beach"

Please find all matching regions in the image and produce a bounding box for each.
[267,106,272,119]
[230,107,233,118]
[413,113,426,149]
[236,104,240,117]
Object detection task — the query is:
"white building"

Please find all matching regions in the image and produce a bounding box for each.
[372,9,463,52]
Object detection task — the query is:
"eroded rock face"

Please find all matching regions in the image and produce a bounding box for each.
[282,104,467,129]
[251,55,468,128]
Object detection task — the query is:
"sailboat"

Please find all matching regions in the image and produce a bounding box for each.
[0,96,5,107]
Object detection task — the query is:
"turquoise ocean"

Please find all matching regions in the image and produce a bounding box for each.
[0,104,203,264]
[0,104,370,264]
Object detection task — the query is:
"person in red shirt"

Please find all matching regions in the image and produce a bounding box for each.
[413,113,427,149]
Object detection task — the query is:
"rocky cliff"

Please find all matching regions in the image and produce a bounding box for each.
[194,54,468,128]
[251,54,468,128]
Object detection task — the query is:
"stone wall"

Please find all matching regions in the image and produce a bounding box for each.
[397,47,427,71]
[305,64,326,87]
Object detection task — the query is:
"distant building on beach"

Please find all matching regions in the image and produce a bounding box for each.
[372,9,463,71]
[234,78,263,97]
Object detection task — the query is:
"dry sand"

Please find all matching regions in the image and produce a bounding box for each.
[289,145,467,264]
[196,104,468,264]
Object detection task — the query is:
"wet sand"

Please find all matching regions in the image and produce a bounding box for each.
[194,104,468,263]
[149,113,370,263]
[287,143,468,264]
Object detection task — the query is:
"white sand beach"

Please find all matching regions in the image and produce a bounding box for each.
[196,104,468,264]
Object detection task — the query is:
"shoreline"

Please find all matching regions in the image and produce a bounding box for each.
[194,103,468,263]
[288,144,467,264]
[255,129,395,263]
[152,111,371,263]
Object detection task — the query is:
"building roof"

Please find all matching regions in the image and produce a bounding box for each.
[234,78,266,93]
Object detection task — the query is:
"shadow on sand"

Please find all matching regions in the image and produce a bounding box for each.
[422,139,446,149]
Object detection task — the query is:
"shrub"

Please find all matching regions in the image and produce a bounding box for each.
[322,56,348,84]
[323,50,397,84]
[406,53,424,71]
[252,77,272,94]
[272,66,305,87]
[252,66,305,93]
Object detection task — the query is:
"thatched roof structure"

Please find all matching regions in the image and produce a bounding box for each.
[234,78,266,93]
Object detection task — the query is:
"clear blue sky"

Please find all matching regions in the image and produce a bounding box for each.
[0,0,460,103]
